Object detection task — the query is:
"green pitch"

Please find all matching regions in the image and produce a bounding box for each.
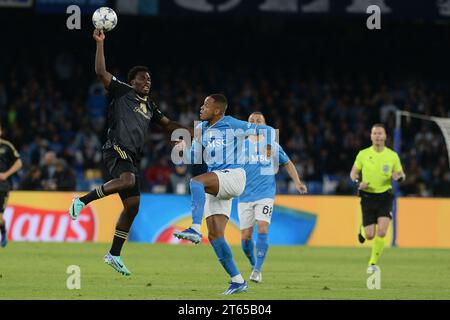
[1,243,449,300]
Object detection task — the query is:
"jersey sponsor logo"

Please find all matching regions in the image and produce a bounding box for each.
[249,153,271,164]
[207,138,225,148]
[383,164,390,173]
[133,103,151,120]
[3,205,96,242]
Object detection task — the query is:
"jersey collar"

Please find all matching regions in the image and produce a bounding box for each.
[206,116,225,130]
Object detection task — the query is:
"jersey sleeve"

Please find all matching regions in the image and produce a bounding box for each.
[229,117,257,135]
[354,151,363,170]
[150,102,166,124]
[278,144,290,165]
[107,76,133,98]
[228,117,275,141]
[393,152,403,172]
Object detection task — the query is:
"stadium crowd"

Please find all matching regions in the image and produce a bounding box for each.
[1,62,449,197]
[1,16,449,197]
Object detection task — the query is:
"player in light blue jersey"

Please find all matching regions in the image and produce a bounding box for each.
[239,112,307,283]
[173,94,275,294]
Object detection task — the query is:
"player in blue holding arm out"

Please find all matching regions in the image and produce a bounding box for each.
[238,112,307,283]
[173,94,275,294]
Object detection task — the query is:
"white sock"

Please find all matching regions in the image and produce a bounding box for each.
[231,274,245,284]
[191,224,201,234]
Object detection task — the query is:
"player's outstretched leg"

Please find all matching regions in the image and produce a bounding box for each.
[104,195,140,276]
[69,172,136,220]
[173,179,205,243]
[174,173,219,243]
[207,215,248,294]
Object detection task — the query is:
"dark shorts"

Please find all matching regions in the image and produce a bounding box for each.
[0,191,8,214]
[102,147,140,201]
[360,190,393,227]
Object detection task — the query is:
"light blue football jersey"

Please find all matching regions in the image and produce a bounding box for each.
[188,115,275,172]
[239,139,290,203]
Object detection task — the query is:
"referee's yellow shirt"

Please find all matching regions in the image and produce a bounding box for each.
[354,146,403,194]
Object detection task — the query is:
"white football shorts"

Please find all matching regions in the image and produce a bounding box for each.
[204,168,246,219]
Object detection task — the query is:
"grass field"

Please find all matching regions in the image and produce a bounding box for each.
[1,242,449,300]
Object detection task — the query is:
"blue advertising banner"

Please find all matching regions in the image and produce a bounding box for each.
[35,0,109,13]
[129,194,316,245]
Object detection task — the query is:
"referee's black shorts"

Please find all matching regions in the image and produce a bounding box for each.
[102,146,140,201]
[359,190,393,227]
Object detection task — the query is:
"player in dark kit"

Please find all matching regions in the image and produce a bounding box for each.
[0,124,23,248]
[69,29,191,276]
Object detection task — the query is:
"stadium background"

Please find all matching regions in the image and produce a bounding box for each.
[1,0,450,248]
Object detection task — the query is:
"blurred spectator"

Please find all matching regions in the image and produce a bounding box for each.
[41,151,57,190]
[19,166,43,191]
[167,164,192,195]
[53,159,77,191]
[144,158,173,193]
[86,84,107,129]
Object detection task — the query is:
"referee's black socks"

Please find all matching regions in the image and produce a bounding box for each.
[0,222,6,236]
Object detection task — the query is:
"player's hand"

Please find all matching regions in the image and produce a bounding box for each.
[358,182,370,190]
[295,182,308,194]
[266,144,272,158]
[173,139,187,151]
[0,172,7,181]
[392,172,405,182]
[93,29,105,42]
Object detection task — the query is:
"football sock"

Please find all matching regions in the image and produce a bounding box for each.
[210,237,243,283]
[360,225,366,239]
[80,185,107,205]
[369,236,385,266]
[110,228,128,256]
[231,274,245,284]
[255,233,269,272]
[191,224,201,234]
[241,239,256,267]
[190,180,206,226]
[0,222,6,237]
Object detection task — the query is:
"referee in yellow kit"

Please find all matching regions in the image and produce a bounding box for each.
[350,123,405,271]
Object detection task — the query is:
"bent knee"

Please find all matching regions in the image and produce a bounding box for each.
[208,231,224,242]
[120,174,136,189]
[365,233,375,240]
[377,231,387,238]
[241,230,253,241]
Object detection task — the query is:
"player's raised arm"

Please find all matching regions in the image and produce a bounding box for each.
[157,115,194,137]
[93,29,113,88]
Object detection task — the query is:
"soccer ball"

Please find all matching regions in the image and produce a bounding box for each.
[92,7,118,32]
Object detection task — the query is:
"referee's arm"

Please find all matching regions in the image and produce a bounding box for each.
[392,170,406,182]
[350,165,369,190]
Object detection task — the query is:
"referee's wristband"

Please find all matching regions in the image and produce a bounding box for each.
[353,179,360,187]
